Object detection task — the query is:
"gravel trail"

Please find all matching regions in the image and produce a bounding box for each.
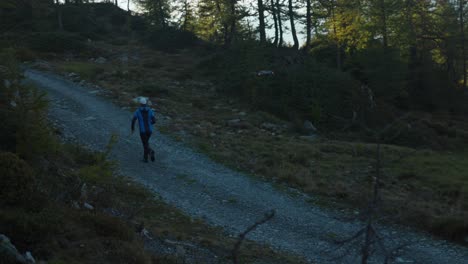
[26,69,468,264]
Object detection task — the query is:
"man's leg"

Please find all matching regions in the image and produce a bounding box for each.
[147,132,155,162]
[140,133,150,162]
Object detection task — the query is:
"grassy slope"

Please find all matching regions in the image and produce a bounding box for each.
[44,40,468,245]
[1,139,305,264]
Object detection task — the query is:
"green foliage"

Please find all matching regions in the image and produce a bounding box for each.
[27,32,87,53]
[136,83,169,96]
[146,28,199,52]
[345,47,408,100]
[59,62,104,80]
[205,42,358,123]
[0,49,55,159]
[79,212,134,241]
[78,135,117,185]
[0,152,35,206]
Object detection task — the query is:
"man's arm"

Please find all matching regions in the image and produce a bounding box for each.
[150,110,156,124]
[131,115,137,132]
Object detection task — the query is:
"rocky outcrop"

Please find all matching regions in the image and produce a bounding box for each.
[0,234,36,263]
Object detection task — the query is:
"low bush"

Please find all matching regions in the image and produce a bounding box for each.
[0,152,36,206]
[59,62,105,80]
[145,28,199,52]
[203,41,359,124]
[26,32,87,53]
[136,84,169,97]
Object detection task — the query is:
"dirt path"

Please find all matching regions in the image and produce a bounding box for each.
[26,69,468,264]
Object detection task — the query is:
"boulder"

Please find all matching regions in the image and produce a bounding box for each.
[0,234,34,263]
[261,122,279,132]
[83,202,94,210]
[303,120,317,135]
[227,119,250,129]
[95,57,107,64]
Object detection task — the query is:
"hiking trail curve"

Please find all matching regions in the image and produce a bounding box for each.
[26,69,468,264]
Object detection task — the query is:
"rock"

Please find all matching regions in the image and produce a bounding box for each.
[303,120,317,134]
[175,245,186,257]
[256,70,275,76]
[395,257,414,263]
[140,228,152,239]
[261,122,278,132]
[71,201,80,209]
[33,60,51,71]
[300,135,317,141]
[80,183,88,201]
[120,55,129,63]
[83,202,94,210]
[238,111,247,116]
[227,119,241,126]
[0,234,28,263]
[84,116,96,121]
[95,57,107,64]
[79,80,86,86]
[68,72,79,79]
[24,251,36,263]
[227,119,250,129]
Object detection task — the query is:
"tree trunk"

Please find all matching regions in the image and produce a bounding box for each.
[115,0,118,6]
[228,0,237,44]
[379,0,388,50]
[460,0,467,87]
[127,0,130,11]
[159,0,166,28]
[258,0,266,43]
[305,0,311,49]
[271,0,279,46]
[56,0,63,31]
[276,0,283,47]
[331,4,341,69]
[214,0,229,45]
[183,0,188,30]
[288,0,299,49]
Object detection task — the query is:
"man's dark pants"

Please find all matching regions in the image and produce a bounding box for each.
[139,132,153,161]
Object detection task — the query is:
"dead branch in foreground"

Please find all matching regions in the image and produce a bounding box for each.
[232,210,276,264]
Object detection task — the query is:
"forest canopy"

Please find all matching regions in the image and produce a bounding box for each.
[2,0,468,131]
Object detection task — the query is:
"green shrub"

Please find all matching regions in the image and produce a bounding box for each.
[27,32,87,53]
[59,62,104,80]
[0,152,35,205]
[79,212,134,241]
[204,42,358,123]
[146,28,199,52]
[136,84,169,97]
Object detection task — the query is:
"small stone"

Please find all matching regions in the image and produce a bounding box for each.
[24,251,36,263]
[95,57,107,64]
[83,202,94,210]
[71,201,80,209]
[395,257,413,263]
[84,116,96,121]
[261,122,278,131]
[175,245,186,257]
[303,120,317,134]
[238,111,247,116]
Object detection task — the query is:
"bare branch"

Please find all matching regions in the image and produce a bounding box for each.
[232,210,275,264]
